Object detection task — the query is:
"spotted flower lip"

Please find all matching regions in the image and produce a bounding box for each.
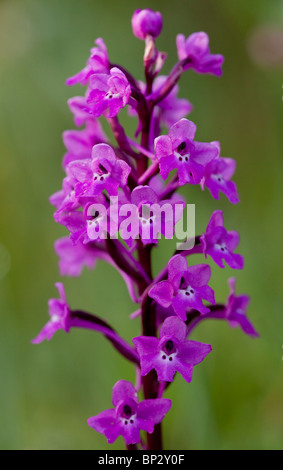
[201,141,240,204]
[200,210,244,269]
[133,316,212,383]
[31,283,70,344]
[154,118,218,185]
[66,38,109,86]
[86,67,132,118]
[226,278,259,337]
[87,380,171,445]
[149,254,215,321]
[176,32,224,76]
[68,143,131,198]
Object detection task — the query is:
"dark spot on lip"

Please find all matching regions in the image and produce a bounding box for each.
[165,340,174,353]
[88,210,100,220]
[123,405,132,418]
[180,276,187,289]
[99,163,108,173]
[177,142,187,154]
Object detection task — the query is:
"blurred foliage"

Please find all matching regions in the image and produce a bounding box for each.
[0,0,282,450]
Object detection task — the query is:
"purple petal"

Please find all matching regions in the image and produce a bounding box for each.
[54,237,98,277]
[133,336,159,356]
[68,160,92,183]
[138,398,171,424]
[230,314,259,338]
[223,251,244,270]
[225,230,240,251]
[193,141,218,165]
[139,352,159,377]
[135,417,155,434]
[87,408,116,433]
[187,264,211,287]
[154,135,173,159]
[171,294,189,321]
[88,409,123,444]
[197,284,215,304]
[180,340,212,364]
[148,281,174,308]
[174,360,193,383]
[31,321,61,344]
[158,154,176,180]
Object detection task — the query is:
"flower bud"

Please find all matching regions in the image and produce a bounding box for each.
[131,9,163,40]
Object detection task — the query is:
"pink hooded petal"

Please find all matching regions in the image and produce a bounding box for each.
[159,316,187,341]
[206,210,224,233]
[112,380,138,407]
[131,185,159,206]
[168,255,188,285]
[91,143,116,163]
[169,118,197,142]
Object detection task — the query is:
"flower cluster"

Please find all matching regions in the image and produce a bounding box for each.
[33,8,258,450]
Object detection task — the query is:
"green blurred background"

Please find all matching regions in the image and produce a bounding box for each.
[0,0,282,450]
